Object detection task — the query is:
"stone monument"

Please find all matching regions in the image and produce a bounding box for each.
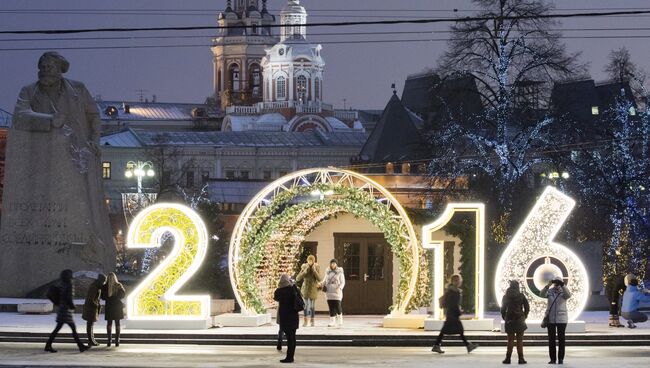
[0,52,115,297]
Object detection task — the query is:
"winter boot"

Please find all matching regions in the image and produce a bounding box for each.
[115,325,121,347]
[44,343,57,353]
[502,357,511,364]
[466,342,479,353]
[613,315,624,328]
[518,357,527,364]
[87,323,99,346]
[303,316,309,327]
[627,320,637,329]
[106,324,112,347]
[431,344,444,354]
[328,317,336,327]
[336,314,343,328]
[310,317,315,327]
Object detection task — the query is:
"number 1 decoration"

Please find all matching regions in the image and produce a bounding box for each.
[495,186,589,321]
[126,203,211,321]
[422,204,486,320]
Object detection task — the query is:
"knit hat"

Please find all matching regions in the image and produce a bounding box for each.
[330,258,338,265]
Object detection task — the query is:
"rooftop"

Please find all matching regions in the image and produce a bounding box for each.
[101,128,368,148]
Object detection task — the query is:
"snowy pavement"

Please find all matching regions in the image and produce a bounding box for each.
[0,343,648,367]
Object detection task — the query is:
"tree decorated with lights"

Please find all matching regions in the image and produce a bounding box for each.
[568,77,650,281]
[425,1,585,301]
[429,0,583,216]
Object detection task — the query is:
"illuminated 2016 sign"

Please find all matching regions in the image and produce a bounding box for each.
[126,203,210,321]
[495,186,589,321]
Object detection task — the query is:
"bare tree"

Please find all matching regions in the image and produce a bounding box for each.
[145,133,196,199]
[604,47,648,106]
[604,47,646,84]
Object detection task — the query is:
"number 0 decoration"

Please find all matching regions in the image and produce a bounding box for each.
[495,186,589,321]
[126,203,211,321]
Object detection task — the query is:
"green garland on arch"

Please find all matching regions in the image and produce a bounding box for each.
[234,183,430,314]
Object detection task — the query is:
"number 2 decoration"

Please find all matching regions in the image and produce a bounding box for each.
[126,203,211,321]
[495,186,589,321]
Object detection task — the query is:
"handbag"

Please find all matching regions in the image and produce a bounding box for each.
[321,284,327,293]
[293,285,305,312]
[541,293,560,328]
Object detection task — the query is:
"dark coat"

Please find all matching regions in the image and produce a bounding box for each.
[101,284,125,321]
[605,275,626,303]
[441,285,464,335]
[501,288,530,334]
[82,280,103,322]
[274,285,299,331]
[55,281,76,324]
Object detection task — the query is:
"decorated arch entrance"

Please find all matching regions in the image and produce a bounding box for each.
[228,168,428,315]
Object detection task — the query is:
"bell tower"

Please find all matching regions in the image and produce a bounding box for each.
[211,0,277,108]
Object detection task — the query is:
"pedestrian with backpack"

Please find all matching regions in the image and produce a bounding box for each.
[45,269,89,353]
[274,273,302,363]
[432,274,478,354]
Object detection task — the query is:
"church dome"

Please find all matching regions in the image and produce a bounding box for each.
[281,0,307,15]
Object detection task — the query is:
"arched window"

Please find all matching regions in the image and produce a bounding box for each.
[229,64,240,92]
[276,76,286,100]
[250,64,262,97]
[296,75,307,102]
[315,78,321,100]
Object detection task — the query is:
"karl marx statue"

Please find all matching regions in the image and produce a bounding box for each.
[0,52,115,297]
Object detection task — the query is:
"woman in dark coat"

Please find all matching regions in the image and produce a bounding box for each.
[605,274,626,328]
[45,269,89,353]
[274,273,299,363]
[82,273,106,346]
[501,280,530,364]
[432,274,478,354]
[101,272,125,347]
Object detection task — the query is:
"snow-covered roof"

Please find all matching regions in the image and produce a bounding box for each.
[97,101,220,121]
[324,116,352,131]
[101,128,368,148]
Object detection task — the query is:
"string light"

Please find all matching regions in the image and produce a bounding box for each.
[126,203,211,321]
[495,186,589,321]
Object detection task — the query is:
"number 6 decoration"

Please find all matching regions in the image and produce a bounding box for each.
[126,203,211,322]
[495,186,589,321]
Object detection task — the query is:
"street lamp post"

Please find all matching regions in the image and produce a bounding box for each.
[124,161,155,275]
[125,160,155,197]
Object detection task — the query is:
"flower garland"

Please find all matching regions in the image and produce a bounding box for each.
[233,182,430,313]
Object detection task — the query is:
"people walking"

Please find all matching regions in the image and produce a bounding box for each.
[541,276,572,365]
[621,274,650,328]
[44,269,89,353]
[296,255,322,327]
[101,273,125,347]
[82,273,107,346]
[500,280,529,364]
[605,274,627,328]
[322,259,345,327]
[274,274,299,363]
[432,274,478,354]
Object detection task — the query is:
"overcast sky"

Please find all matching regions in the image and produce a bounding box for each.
[1,0,650,112]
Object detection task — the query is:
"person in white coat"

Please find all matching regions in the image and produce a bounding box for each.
[321,259,345,327]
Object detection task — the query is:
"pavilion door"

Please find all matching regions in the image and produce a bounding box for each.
[334,233,392,314]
